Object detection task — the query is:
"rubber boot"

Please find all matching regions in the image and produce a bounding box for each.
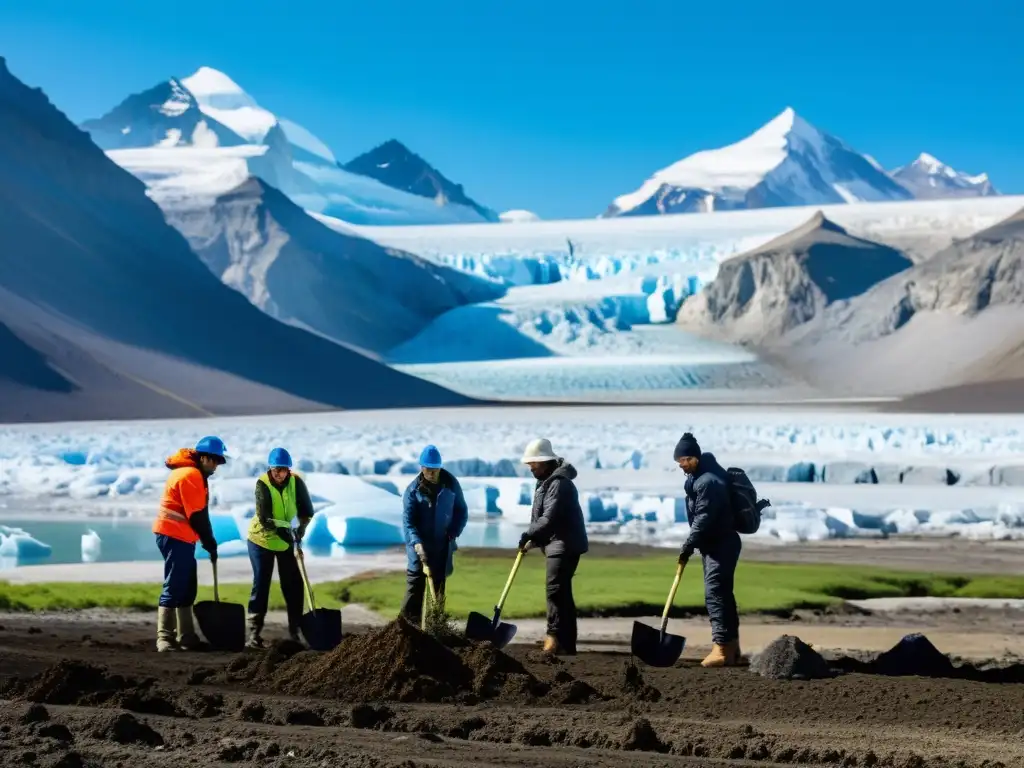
[156,607,179,652]
[287,620,303,646]
[246,613,265,649]
[176,606,203,650]
[728,639,743,665]
[701,643,729,668]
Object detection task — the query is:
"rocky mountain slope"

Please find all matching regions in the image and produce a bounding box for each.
[343,139,497,222]
[161,176,504,354]
[774,205,1024,396]
[79,78,246,150]
[0,56,474,422]
[676,212,912,344]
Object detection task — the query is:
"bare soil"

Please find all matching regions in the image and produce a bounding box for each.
[1,612,1023,768]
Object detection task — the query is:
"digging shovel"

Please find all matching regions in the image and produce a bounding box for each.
[193,557,246,652]
[295,544,343,651]
[464,548,524,649]
[420,561,441,630]
[631,561,687,667]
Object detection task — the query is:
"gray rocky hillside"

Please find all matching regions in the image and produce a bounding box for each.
[774,205,1024,398]
[160,177,504,355]
[795,205,1024,347]
[676,211,912,344]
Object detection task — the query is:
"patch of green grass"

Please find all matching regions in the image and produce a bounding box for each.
[1,555,1022,616]
[330,554,1024,620]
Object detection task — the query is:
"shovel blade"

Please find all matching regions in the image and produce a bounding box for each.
[630,620,685,668]
[300,607,343,652]
[465,610,518,650]
[193,600,246,652]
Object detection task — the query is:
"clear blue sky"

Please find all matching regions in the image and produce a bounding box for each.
[1,0,1020,219]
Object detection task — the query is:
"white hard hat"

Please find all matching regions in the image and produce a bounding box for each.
[521,438,559,464]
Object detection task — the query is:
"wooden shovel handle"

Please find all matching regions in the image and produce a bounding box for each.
[660,562,684,633]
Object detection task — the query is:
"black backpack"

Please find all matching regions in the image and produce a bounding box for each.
[725,467,770,534]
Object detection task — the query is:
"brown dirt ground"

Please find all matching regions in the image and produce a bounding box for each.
[1,613,1023,768]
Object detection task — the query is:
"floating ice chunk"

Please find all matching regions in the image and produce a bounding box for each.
[81,529,101,563]
[0,527,52,559]
[197,539,247,559]
[325,513,404,547]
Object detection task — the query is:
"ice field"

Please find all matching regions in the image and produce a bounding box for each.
[2,405,1024,567]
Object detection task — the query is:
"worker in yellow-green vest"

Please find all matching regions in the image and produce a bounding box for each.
[246,447,315,649]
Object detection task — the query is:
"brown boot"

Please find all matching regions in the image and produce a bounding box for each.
[700,643,729,668]
[542,634,561,655]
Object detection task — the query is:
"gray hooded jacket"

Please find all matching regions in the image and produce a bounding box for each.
[526,460,589,557]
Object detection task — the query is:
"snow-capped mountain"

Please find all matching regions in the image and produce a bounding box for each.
[83,67,494,226]
[890,152,999,200]
[0,55,472,422]
[79,77,247,149]
[343,139,497,221]
[604,108,914,217]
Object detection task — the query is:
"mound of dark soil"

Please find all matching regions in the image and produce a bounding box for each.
[620,717,668,752]
[88,712,163,746]
[872,633,956,678]
[621,659,661,702]
[281,617,474,702]
[459,642,548,700]
[14,661,135,705]
[749,635,834,681]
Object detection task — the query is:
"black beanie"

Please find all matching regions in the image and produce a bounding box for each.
[673,432,701,460]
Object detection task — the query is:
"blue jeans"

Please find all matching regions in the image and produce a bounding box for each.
[701,531,742,644]
[156,534,197,608]
[247,540,304,630]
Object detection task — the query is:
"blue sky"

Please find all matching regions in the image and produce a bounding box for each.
[0,0,1020,219]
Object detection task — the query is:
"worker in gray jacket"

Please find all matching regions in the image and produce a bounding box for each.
[518,438,589,656]
[674,431,742,667]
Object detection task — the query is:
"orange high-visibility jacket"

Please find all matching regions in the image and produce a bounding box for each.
[152,449,209,544]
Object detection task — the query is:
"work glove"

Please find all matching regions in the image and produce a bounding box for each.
[677,549,689,567]
[296,520,309,542]
[205,545,218,565]
[517,532,531,551]
[279,527,295,546]
[414,543,426,561]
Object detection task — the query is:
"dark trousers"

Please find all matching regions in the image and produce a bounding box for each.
[545,553,580,653]
[400,568,447,624]
[247,540,305,631]
[156,534,197,608]
[701,531,741,644]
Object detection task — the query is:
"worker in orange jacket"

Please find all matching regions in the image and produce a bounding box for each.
[153,436,227,652]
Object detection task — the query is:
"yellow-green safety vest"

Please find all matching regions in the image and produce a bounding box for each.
[247,472,298,551]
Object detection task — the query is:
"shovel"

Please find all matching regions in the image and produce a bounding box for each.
[296,544,343,651]
[193,558,246,652]
[631,561,686,667]
[420,562,441,630]
[464,548,524,649]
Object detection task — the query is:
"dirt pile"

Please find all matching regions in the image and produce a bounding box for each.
[873,633,956,677]
[13,661,135,705]
[750,635,835,680]
[621,659,661,702]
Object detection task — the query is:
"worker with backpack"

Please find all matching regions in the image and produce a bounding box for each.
[674,431,769,668]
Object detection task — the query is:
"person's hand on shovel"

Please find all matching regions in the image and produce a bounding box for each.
[676,549,689,568]
[517,533,533,553]
[279,527,295,547]
[414,543,427,561]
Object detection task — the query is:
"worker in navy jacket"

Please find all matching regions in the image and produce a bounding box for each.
[400,445,469,622]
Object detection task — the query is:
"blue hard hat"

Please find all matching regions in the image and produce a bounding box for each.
[418,444,443,469]
[194,435,228,459]
[268,447,293,469]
